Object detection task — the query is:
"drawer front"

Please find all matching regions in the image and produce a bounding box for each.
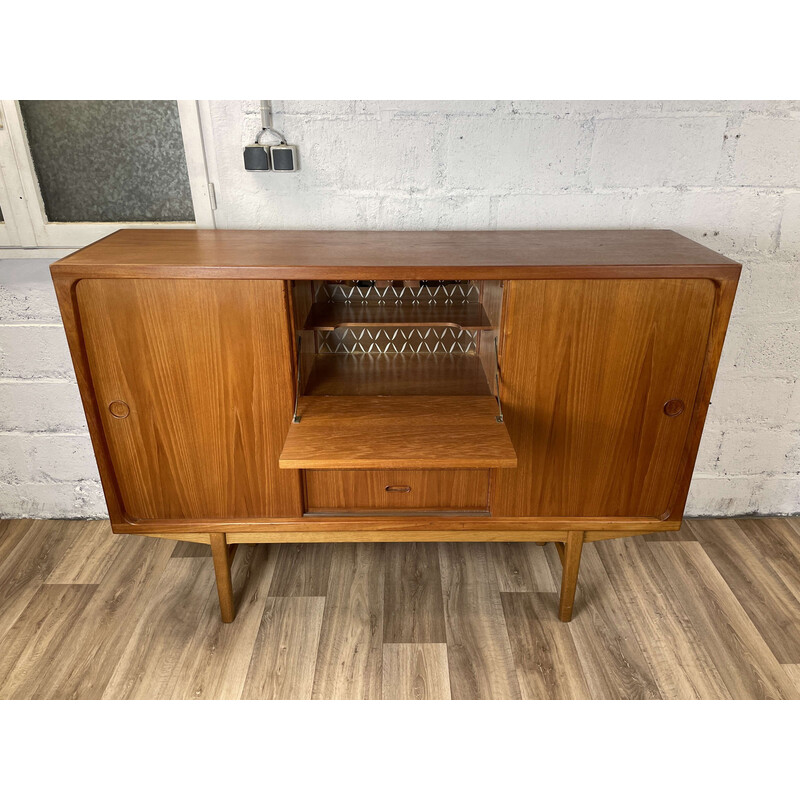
[305,469,490,512]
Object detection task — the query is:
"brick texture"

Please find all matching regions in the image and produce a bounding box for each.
[2,100,799,517]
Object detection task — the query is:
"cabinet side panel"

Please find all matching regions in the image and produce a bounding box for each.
[492,278,715,519]
[76,279,302,520]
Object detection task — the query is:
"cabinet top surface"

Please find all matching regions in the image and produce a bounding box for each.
[52,229,740,278]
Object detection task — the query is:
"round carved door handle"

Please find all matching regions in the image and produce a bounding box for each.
[663,399,685,417]
[108,400,130,419]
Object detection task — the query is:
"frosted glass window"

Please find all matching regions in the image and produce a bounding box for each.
[19,100,194,223]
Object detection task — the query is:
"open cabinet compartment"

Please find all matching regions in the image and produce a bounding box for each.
[279,278,517,471]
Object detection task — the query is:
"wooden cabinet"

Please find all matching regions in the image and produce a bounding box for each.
[52,230,740,624]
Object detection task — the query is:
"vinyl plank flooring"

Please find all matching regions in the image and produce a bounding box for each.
[382,643,451,700]
[735,517,800,603]
[171,541,212,558]
[596,538,732,699]
[0,584,98,699]
[1,517,799,700]
[101,558,220,699]
[547,545,661,699]
[0,520,76,640]
[687,518,800,664]
[174,544,278,700]
[269,543,334,597]
[489,542,556,592]
[501,592,591,699]
[21,534,176,699]
[383,543,446,644]
[0,518,35,563]
[45,520,125,584]
[312,544,384,700]
[783,664,800,691]
[439,543,521,700]
[242,597,326,700]
[647,541,799,700]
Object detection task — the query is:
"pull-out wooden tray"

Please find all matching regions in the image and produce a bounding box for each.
[279,396,517,470]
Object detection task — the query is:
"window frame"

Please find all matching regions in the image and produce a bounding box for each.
[0,100,215,253]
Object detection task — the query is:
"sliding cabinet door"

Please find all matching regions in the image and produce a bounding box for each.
[492,279,715,520]
[77,279,302,521]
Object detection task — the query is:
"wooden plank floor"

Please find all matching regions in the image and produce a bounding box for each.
[0,517,798,699]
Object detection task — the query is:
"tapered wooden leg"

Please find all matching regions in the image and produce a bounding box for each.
[210,533,236,623]
[557,531,585,622]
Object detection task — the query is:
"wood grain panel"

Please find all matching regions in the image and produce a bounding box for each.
[493,279,716,519]
[174,545,277,699]
[383,543,447,643]
[0,584,98,700]
[595,538,733,699]
[734,517,800,602]
[501,592,591,699]
[32,534,176,699]
[128,517,675,537]
[664,278,738,520]
[312,544,384,699]
[0,517,797,700]
[647,541,798,699]
[687,518,800,663]
[0,519,40,564]
[45,520,124,584]
[242,597,326,700]
[76,279,302,520]
[545,545,661,699]
[100,546,277,700]
[268,543,334,597]
[52,229,741,277]
[101,558,222,699]
[305,353,492,396]
[171,541,213,557]
[478,279,505,388]
[439,543,521,699]
[784,664,800,691]
[382,643,451,699]
[305,470,489,512]
[489,542,556,592]
[0,520,75,640]
[280,396,517,470]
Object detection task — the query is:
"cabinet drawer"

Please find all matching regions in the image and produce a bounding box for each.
[304,469,489,513]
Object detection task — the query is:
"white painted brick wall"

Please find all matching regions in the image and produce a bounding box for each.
[732,119,800,186]
[0,259,106,516]
[1,100,799,518]
[589,118,728,187]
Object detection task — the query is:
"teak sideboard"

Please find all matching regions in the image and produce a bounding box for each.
[51,230,740,623]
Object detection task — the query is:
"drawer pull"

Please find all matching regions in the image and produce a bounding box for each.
[385,484,412,493]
